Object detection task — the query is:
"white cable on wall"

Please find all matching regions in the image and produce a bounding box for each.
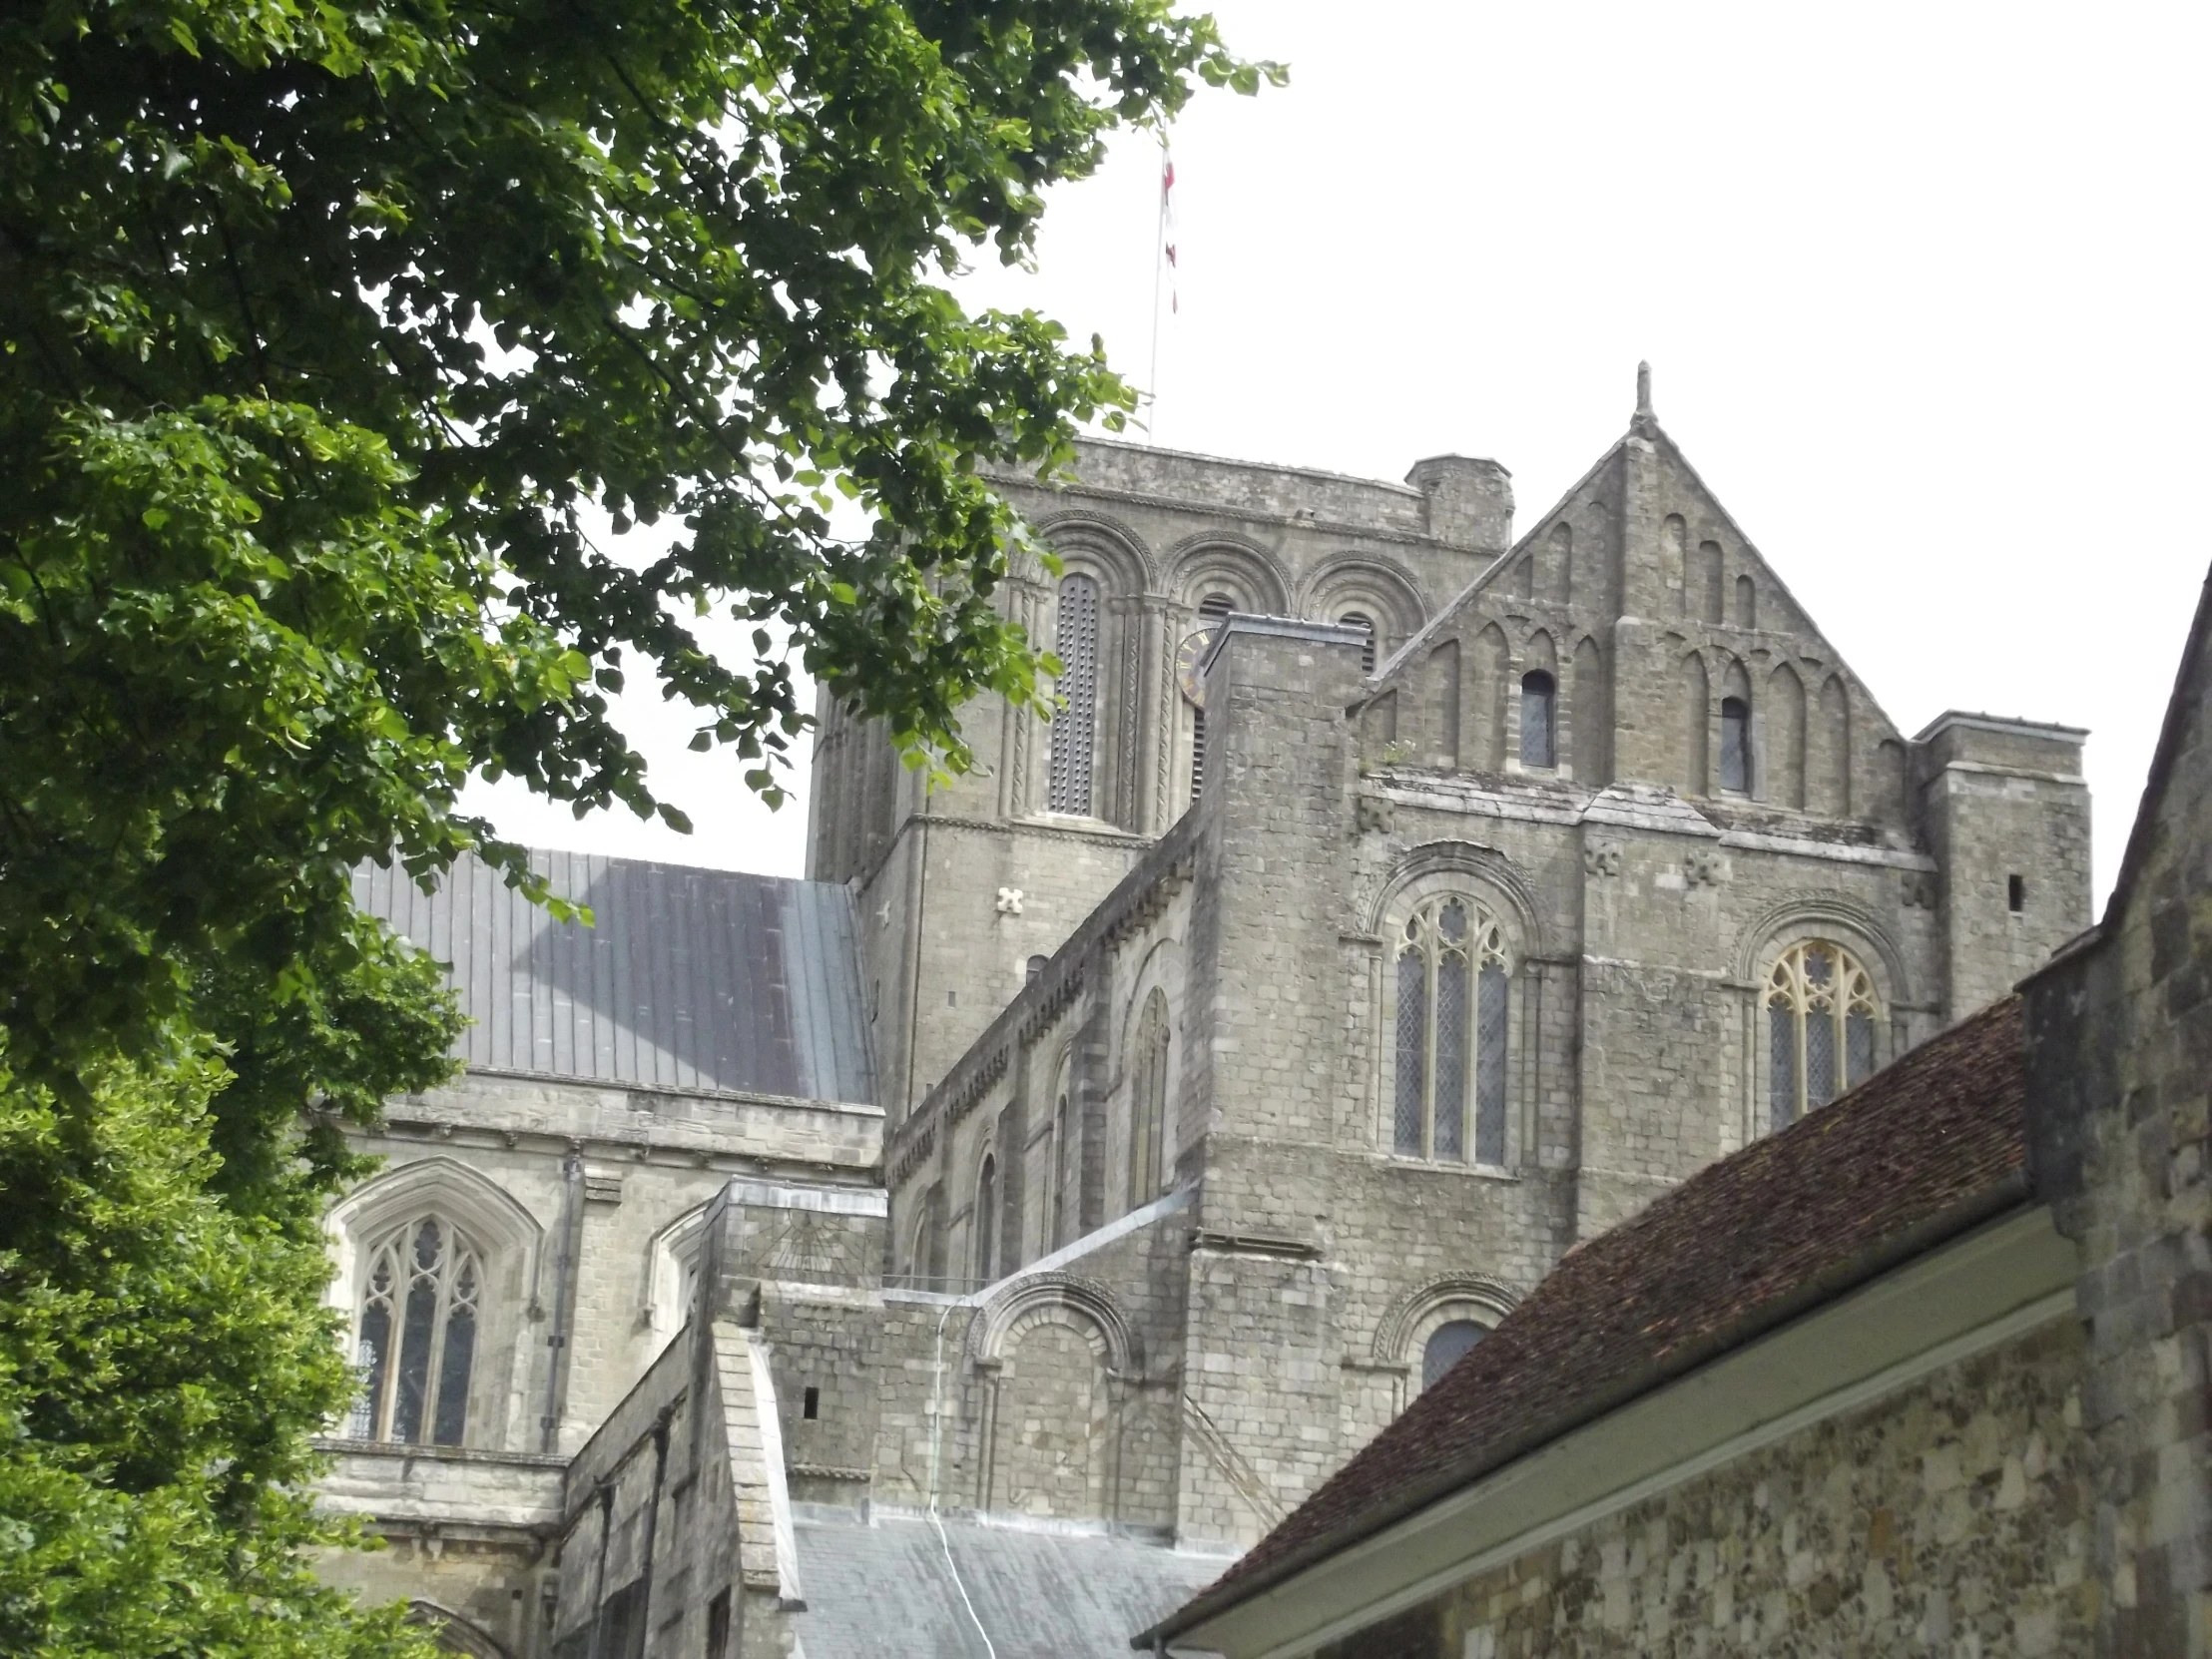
[927,1301,998,1659]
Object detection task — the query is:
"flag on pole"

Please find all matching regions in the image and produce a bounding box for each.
[1147,141,1176,441]
[1160,150,1179,313]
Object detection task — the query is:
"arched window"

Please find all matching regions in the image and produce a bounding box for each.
[1766,940,1881,1130]
[1047,573,1100,815]
[1719,696,1751,793]
[1126,989,1171,1208]
[1050,1092,1069,1248]
[973,1156,999,1283]
[1340,611,1378,674]
[1733,573,1758,630]
[352,1216,481,1446]
[1392,897,1511,1164]
[1519,671,1556,768]
[1421,1320,1487,1391]
[1189,592,1234,802]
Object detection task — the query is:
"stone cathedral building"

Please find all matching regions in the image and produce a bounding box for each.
[313,375,2092,1658]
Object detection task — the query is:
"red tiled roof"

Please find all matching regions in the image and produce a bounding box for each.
[1159,996,2031,1641]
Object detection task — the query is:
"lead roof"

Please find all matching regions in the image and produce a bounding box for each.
[354,849,876,1106]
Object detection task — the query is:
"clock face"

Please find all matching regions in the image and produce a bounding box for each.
[1176,629,1216,707]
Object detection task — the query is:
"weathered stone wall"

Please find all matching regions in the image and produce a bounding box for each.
[2026,583,2212,1654]
[313,1452,559,1658]
[874,423,2094,1548]
[334,1071,880,1458]
[323,416,2106,1649]
[1319,1316,2094,1659]
[1921,715,2094,1021]
[817,434,1510,1119]
[320,1078,878,1650]
[544,1319,783,1659]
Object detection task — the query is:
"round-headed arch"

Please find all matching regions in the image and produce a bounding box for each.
[1025,510,1156,593]
[968,1272,1139,1377]
[1300,554,1429,642]
[1731,890,1912,1007]
[1373,1272,1520,1367]
[1165,533,1294,614]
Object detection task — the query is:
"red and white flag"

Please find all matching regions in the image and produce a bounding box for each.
[1160,148,1178,313]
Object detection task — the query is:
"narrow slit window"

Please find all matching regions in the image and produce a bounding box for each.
[972,1155,998,1283]
[1127,989,1172,1209]
[1047,574,1100,814]
[1050,1096,1069,1247]
[1519,671,1556,768]
[1190,593,1234,802]
[803,1386,820,1420]
[1340,611,1378,674]
[2008,874,2025,912]
[1719,696,1751,793]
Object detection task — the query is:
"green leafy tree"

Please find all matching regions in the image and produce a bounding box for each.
[0,1,1278,1651]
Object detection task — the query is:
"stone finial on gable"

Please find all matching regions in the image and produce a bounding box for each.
[1633,361,1657,436]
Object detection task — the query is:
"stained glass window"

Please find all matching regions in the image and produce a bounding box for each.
[1393,945,1426,1156]
[1765,940,1882,1131]
[353,1217,482,1446]
[1476,963,1510,1165]
[1391,897,1511,1163]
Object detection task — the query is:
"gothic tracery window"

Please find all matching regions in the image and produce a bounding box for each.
[1766,940,1880,1130]
[1127,989,1171,1208]
[352,1216,481,1446]
[1047,573,1100,815]
[1392,897,1510,1165]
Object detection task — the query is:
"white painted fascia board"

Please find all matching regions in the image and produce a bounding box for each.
[1179,1205,2077,1659]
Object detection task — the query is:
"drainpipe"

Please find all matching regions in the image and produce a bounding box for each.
[903,798,933,1116]
[542,1145,586,1452]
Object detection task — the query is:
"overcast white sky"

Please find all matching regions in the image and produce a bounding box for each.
[473,1,2211,907]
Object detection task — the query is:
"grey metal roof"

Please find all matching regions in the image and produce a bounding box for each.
[792,1512,1226,1658]
[353,849,876,1106]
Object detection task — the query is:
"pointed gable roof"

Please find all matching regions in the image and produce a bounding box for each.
[1374,372,1908,753]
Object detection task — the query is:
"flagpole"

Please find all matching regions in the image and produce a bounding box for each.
[1147,139,1167,444]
